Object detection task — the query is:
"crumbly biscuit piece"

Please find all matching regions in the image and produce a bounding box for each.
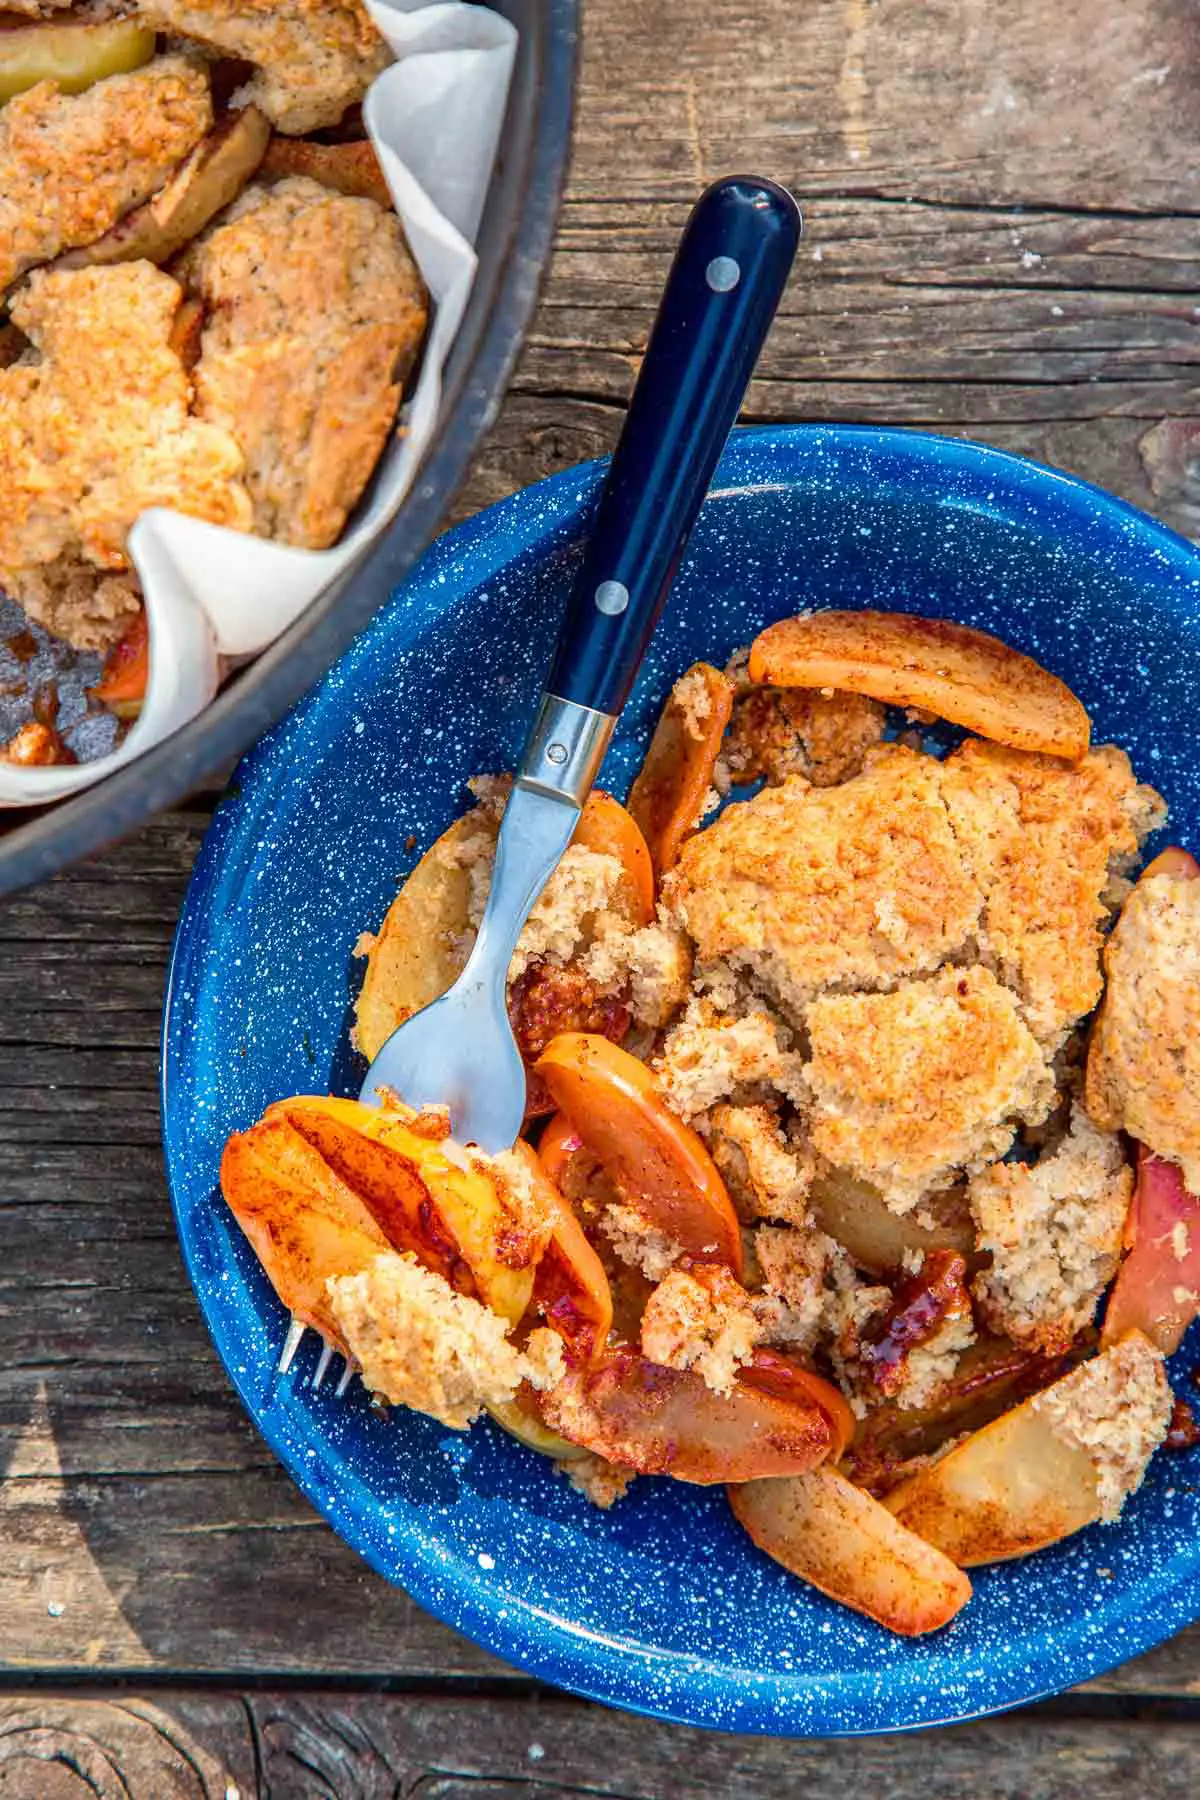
[1031,1331,1172,1520]
[1085,871,1200,1191]
[969,1106,1132,1354]
[665,747,983,1018]
[721,686,886,788]
[501,847,629,982]
[0,56,211,293]
[133,0,389,133]
[598,1204,683,1282]
[7,555,141,653]
[754,1223,833,1353]
[941,739,1165,1047]
[626,919,694,1026]
[583,914,693,1029]
[458,830,638,999]
[672,664,722,737]
[0,263,250,646]
[805,966,1054,1212]
[641,1264,768,1396]
[327,1251,564,1432]
[561,1453,636,1509]
[189,177,426,549]
[476,1145,557,1270]
[886,1307,977,1412]
[709,1103,814,1226]
[653,995,807,1122]
[819,1248,894,1417]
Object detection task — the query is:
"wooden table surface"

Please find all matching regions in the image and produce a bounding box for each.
[3,0,1199,1792]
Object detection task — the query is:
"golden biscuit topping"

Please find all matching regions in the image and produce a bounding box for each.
[665,747,984,1017]
[131,0,389,133]
[0,55,211,292]
[0,262,251,631]
[804,966,1054,1212]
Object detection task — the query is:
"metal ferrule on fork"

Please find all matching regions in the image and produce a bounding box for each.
[517,692,616,808]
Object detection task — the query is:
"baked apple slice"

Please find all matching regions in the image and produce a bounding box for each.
[534,1033,743,1274]
[538,1346,836,1483]
[882,1391,1102,1564]
[268,1095,539,1326]
[0,15,154,102]
[883,1332,1170,1564]
[486,1394,590,1461]
[749,611,1091,760]
[260,136,393,209]
[219,1114,391,1347]
[51,107,271,274]
[728,1466,972,1636]
[573,789,655,923]
[89,608,149,719]
[808,1166,974,1275]
[536,1111,585,1188]
[627,662,734,881]
[1102,1147,1200,1354]
[740,1348,856,1462]
[511,1141,613,1361]
[1139,846,1200,882]
[355,813,483,1062]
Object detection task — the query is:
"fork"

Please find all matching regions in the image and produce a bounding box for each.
[290,174,801,1388]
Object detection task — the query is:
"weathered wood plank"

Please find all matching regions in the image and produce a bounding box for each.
[454,394,1200,546]
[568,0,1199,212]
[6,1691,1200,1799]
[0,1696,253,1799]
[241,1696,1200,1796]
[447,0,1200,540]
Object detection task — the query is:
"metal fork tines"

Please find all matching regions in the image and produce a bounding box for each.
[277,1316,356,1396]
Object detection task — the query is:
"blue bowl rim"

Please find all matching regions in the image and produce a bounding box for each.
[161,422,1200,1736]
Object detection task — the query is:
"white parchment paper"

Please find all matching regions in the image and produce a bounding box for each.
[0,0,516,806]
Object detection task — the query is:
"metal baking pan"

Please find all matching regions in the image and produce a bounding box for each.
[0,0,578,897]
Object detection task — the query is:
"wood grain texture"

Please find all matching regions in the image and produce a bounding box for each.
[450,0,1200,538]
[6,1692,1200,1799]
[0,1696,252,1800]
[2,0,1200,1752]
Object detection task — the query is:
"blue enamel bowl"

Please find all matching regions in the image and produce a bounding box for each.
[162,425,1200,1735]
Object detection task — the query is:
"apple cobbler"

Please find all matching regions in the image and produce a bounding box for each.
[220,609,1199,1637]
[0,2,426,762]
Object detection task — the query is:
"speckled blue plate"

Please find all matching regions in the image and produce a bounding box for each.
[162,425,1200,1735]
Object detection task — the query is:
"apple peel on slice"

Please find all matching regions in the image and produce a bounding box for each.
[535,1032,743,1275]
[573,789,655,924]
[538,1347,835,1483]
[219,1114,392,1348]
[260,137,393,210]
[728,1465,972,1636]
[749,611,1091,761]
[265,1095,537,1326]
[627,661,734,882]
[1139,846,1200,883]
[509,1141,613,1362]
[1102,1146,1200,1355]
[740,1348,857,1463]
